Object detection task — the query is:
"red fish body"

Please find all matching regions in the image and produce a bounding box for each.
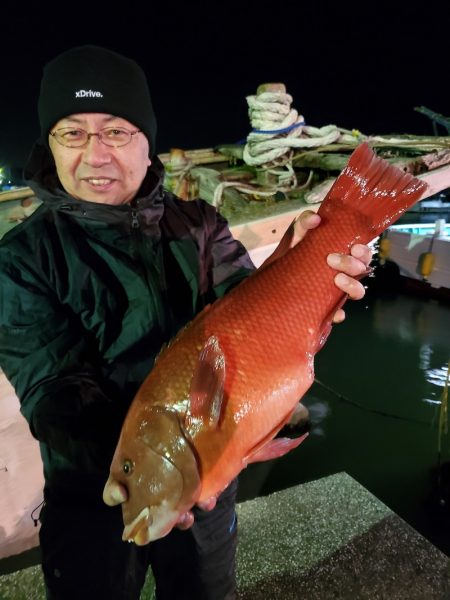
[103,143,428,544]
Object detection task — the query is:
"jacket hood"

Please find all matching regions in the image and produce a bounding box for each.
[23,140,166,214]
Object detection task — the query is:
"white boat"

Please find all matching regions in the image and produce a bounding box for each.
[377,219,450,299]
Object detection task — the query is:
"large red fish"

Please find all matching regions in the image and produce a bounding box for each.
[103,143,427,544]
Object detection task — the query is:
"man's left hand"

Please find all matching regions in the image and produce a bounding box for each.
[176,496,219,530]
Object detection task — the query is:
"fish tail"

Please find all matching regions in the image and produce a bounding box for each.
[279,143,429,354]
[319,142,428,236]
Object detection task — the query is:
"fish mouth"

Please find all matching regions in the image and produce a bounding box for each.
[122,506,152,544]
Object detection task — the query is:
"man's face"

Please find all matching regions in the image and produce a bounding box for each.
[49,113,151,205]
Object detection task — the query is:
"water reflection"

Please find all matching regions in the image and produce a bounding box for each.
[425,364,450,389]
[373,294,450,348]
[419,344,433,371]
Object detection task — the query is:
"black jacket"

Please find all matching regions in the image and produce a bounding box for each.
[0,142,254,504]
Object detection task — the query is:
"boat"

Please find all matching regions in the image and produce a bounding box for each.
[375,220,450,300]
[2,84,450,247]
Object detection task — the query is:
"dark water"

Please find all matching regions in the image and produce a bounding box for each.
[237,286,450,556]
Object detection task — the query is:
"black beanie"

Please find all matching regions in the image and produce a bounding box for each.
[38,45,157,155]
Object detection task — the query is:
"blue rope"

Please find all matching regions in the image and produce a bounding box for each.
[234,120,305,145]
[251,120,305,135]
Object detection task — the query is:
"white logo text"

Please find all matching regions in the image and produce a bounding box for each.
[75,90,103,98]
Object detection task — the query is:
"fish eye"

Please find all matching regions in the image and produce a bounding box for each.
[122,459,134,475]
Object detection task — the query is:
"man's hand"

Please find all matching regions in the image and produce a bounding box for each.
[294,211,372,323]
[176,497,215,530]
[176,511,195,530]
[176,495,219,530]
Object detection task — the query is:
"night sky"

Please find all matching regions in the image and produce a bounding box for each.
[1,2,448,173]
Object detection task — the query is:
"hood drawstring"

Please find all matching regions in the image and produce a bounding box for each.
[31,499,45,526]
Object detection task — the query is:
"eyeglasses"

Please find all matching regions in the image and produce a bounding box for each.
[49,127,142,148]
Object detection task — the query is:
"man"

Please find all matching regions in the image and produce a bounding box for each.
[0,46,371,599]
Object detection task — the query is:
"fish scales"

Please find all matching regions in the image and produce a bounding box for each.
[181,214,373,495]
[104,142,428,543]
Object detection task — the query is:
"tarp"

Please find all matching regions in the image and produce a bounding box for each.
[0,373,43,559]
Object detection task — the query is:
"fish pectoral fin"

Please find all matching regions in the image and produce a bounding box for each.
[244,433,309,465]
[188,335,226,428]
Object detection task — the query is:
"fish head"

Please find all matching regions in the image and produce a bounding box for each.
[103,406,201,544]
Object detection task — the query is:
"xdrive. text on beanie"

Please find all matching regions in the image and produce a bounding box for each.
[38,45,157,155]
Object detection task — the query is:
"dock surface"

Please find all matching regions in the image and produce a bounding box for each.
[236,472,450,599]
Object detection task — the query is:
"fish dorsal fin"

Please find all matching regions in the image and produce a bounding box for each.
[153,341,168,364]
[187,335,225,429]
[259,218,296,269]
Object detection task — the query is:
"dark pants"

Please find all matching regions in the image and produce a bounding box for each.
[39,480,238,600]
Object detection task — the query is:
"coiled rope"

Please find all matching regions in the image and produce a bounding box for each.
[213,83,349,208]
[243,83,342,166]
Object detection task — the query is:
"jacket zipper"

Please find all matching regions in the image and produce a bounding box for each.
[131,209,139,229]
[129,203,167,333]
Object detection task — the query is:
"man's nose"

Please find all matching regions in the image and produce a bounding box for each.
[81,135,112,167]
